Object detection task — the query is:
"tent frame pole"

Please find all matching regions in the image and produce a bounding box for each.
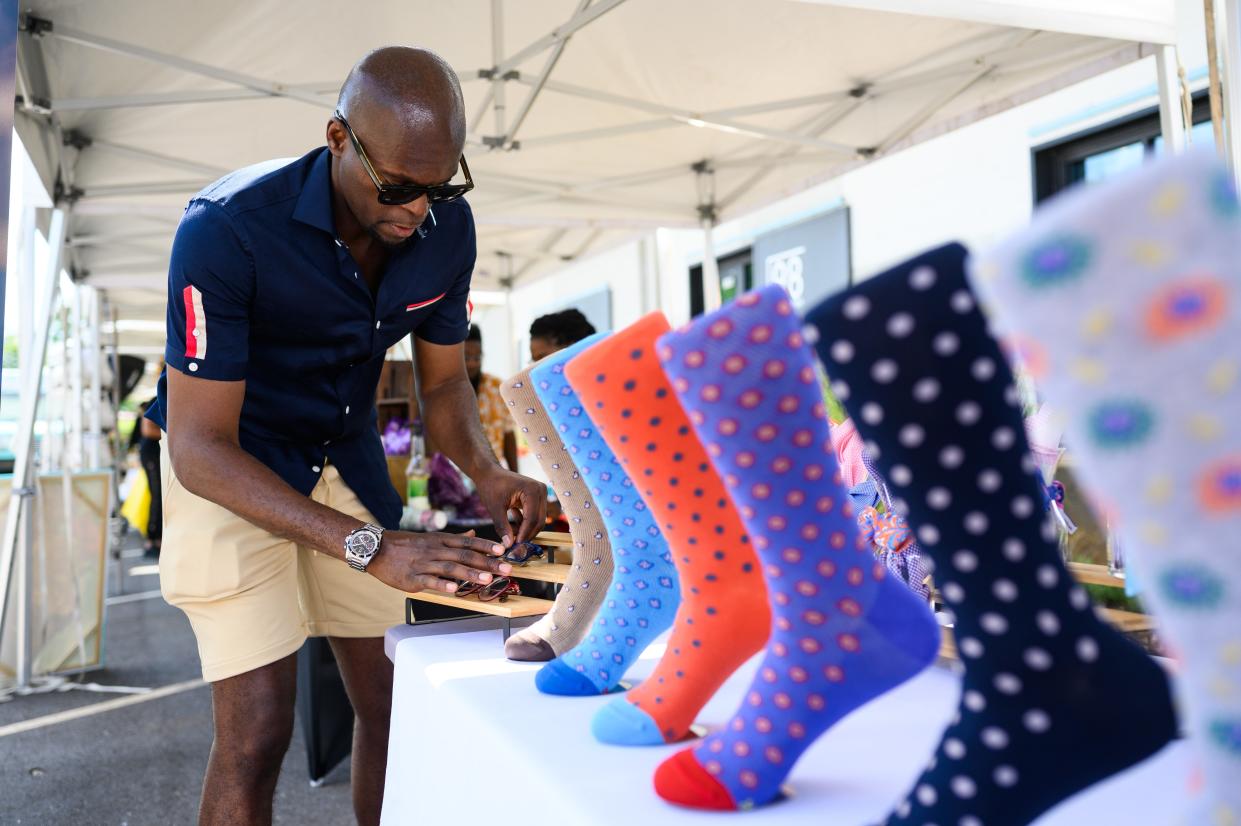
[87,287,102,469]
[694,162,721,313]
[490,0,507,140]
[1,207,67,690]
[1155,46,1188,153]
[70,279,84,470]
[1223,0,1241,184]
[107,303,124,598]
[495,0,627,75]
[46,21,327,108]
[502,0,592,149]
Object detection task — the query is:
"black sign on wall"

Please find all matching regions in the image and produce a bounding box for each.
[752,205,852,312]
[689,205,851,317]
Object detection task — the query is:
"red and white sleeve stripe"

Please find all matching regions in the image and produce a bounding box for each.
[183,285,208,359]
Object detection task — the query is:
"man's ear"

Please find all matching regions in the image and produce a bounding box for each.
[326,120,347,157]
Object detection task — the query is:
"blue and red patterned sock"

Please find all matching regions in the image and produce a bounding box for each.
[650,285,940,810]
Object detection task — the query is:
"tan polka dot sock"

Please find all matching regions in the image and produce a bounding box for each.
[500,366,614,660]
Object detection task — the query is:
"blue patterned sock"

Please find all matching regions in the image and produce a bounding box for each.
[530,335,681,696]
[971,149,1241,823]
[652,285,940,810]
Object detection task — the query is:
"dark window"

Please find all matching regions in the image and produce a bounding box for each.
[689,249,752,318]
[1033,94,1215,202]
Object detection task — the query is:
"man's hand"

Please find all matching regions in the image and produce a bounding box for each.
[367,530,513,593]
[474,467,548,547]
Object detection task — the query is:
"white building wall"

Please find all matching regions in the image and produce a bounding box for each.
[497,239,652,377]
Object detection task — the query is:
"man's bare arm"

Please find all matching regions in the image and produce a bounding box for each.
[166,369,354,554]
[414,338,501,481]
[503,430,519,473]
[414,336,547,542]
[165,366,510,593]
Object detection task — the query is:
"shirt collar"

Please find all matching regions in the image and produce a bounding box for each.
[292,147,336,236]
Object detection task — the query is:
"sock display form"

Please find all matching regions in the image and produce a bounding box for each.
[653,285,940,810]
[565,313,773,745]
[499,365,615,661]
[972,148,1241,825]
[808,243,1178,826]
[528,335,681,695]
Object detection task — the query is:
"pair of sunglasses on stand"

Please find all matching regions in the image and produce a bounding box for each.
[502,542,546,566]
[452,543,545,601]
[456,576,521,603]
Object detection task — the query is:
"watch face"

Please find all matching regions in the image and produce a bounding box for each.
[352,531,379,555]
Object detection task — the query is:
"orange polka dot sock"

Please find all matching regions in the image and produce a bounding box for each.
[650,285,941,810]
[565,312,773,745]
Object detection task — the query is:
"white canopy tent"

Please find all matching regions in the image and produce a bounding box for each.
[11,0,1194,349]
[3,0,1218,689]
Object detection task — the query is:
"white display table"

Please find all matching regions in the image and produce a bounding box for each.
[382,619,1192,825]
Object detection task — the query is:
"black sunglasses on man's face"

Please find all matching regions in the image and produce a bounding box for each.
[333,108,474,206]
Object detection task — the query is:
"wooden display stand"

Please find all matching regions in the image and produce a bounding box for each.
[405,531,574,639]
[932,560,1152,662]
[937,625,957,664]
[1067,561,1126,589]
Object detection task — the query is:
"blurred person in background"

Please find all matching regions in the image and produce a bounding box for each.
[464,324,517,471]
[528,308,596,362]
[525,309,597,532]
[129,398,163,558]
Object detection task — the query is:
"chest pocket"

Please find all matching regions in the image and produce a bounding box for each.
[405,291,446,312]
[377,290,448,350]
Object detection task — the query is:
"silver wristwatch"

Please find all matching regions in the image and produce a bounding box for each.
[344,523,385,572]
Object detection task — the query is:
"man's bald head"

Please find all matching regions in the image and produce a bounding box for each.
[338,47,466,153]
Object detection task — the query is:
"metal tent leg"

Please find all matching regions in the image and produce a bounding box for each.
[1221,0,1241,185]
[0,208,67,690]
[1155,46,1188,153]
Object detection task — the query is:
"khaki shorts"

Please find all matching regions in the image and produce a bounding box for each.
[159,451,406,682]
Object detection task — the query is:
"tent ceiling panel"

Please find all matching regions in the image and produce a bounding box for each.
[17,0,1173,354]
[793,0,1176,43]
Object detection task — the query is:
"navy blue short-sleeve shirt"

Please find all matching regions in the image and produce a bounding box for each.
[149,146,475,529]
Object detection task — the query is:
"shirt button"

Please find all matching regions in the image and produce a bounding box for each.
[192,328,201,338]
[345,405,351,415]
[334,239,343,247]
[312,465,321,473]
[188,362,199,372]
[375,321,381,329]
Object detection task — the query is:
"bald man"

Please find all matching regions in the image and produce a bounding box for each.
[146,48,545,825]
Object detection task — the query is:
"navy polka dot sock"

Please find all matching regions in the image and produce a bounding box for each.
[808,243,1178,826]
